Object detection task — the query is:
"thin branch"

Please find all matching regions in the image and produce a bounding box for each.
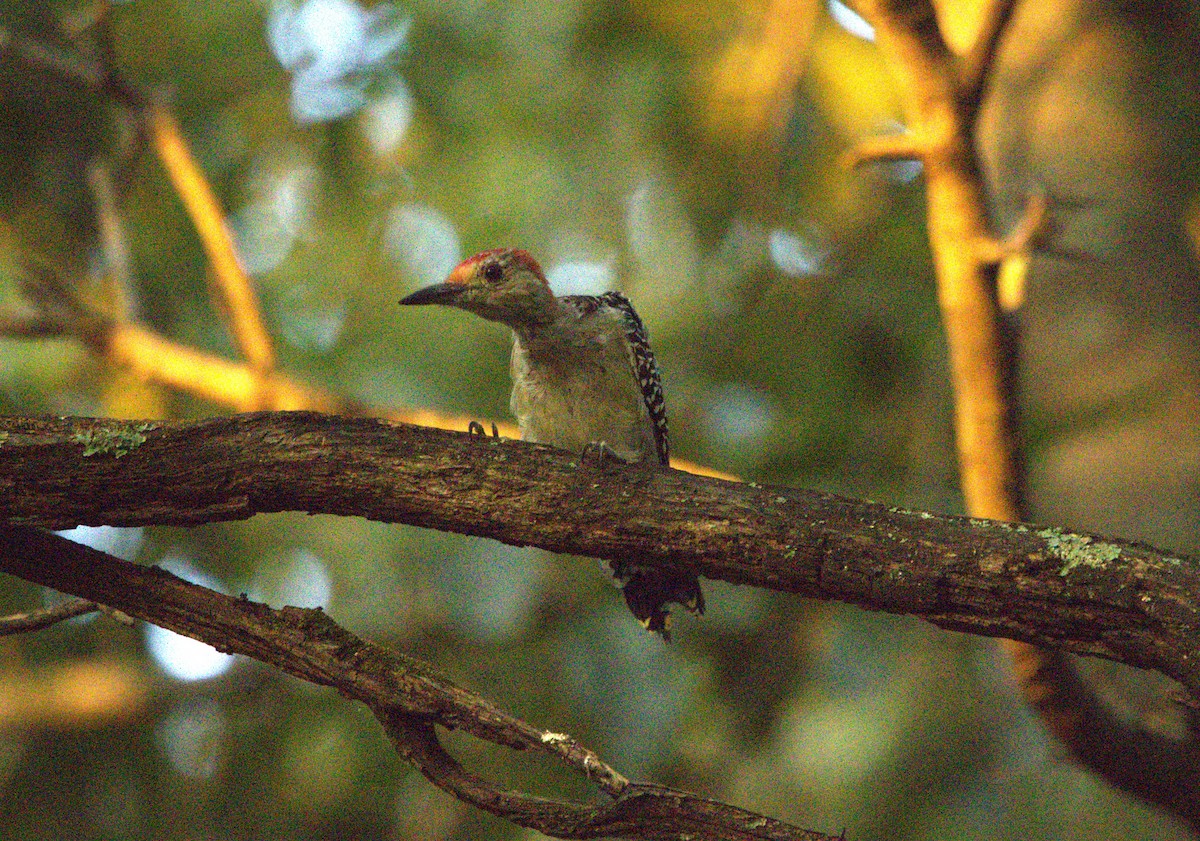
[86,159,139,320]
[0,23,141,108]
[0,308,70,339]
[0,411,1198,694]
[839,133,930,169]
[1,23,275,375]
[386,718,827,841]
[10,260,109,343]
[1003,641,1200,827]
[973,190,1049,266]
[957,0,1019,119]
[0,597,99,635]
[0,525,835,841]
[147,105,277,374]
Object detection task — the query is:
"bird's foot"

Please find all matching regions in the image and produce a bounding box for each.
[468,420,500,438]
[580,440,629,467]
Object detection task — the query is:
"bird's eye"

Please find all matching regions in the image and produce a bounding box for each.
[482,262,504,283]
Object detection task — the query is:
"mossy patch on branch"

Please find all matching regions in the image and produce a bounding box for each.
[72,423,156,458]
[1038,527,1123,576]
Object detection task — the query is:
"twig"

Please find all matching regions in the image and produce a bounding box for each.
[973,190,1049,265]
[0,525,835,841]
[9,260,108,342]
[387,717,828,840]
[0,308,69,339]
[840,132,929,169]
[0,597,99,635]
[86,159,139,320]
[0,22,142,109]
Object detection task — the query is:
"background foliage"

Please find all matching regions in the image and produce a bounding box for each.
[0,1,1195,839]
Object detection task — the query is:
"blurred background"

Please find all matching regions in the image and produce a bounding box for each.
[0,0,1198,838]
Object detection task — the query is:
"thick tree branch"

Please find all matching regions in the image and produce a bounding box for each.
[1,411,1198,694]
[1005,645,1200,829]
[852,1,1199,829]
[854,0,1018,520]
[0,525,833,841]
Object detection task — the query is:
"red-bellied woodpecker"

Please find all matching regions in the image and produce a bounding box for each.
[399,247,705,638]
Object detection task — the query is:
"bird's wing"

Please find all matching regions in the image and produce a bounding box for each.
[596,291,670,466]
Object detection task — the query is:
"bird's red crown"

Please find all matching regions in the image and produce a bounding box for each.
[446,248,545,286]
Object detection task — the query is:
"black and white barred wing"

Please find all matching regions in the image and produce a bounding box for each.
[596,291,669,466]
[559,291,670,465]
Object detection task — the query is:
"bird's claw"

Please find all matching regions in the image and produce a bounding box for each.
[580,440,629,467]
[468,421,500,438]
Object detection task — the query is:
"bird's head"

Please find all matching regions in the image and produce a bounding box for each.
[399,248,558,329]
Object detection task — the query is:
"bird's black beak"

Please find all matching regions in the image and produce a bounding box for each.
[399,282,464,307]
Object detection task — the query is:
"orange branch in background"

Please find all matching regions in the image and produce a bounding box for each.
[853,0,1200,831]
[149,104,277,375]
[853,0,1018,521]
[101,322,733,479]
[107,323,332,413]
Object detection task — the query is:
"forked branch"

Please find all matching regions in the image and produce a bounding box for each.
[0,525,833,841]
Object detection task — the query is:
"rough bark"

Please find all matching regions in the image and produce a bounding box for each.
[1,410,1197,693]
